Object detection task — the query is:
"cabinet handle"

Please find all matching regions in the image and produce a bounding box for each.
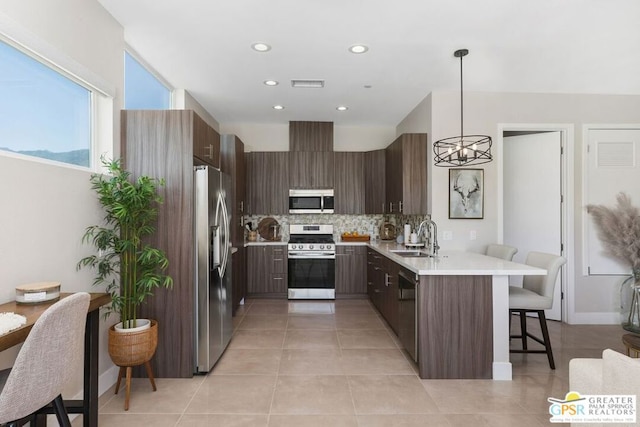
[382,203,385,213]
[399,201,403,212]
[205,144,214,158]
[273,277,283,280]
[384,273,391,287]
[273,258,283,261]
[240,201,244,213]
[389,202,394,213]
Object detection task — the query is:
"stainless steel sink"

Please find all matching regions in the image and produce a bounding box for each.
[389,249,430,258]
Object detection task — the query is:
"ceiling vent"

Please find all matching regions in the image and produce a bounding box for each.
[291,79,325,88]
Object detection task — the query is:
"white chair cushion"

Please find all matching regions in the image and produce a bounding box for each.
[509,285,553,310]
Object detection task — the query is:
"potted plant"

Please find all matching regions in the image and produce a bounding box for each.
[77,157,173,408]
[587,192,640,333]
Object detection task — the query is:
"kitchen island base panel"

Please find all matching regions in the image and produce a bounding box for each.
[417,275,493,379]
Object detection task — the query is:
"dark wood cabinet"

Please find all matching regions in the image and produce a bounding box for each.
[121,109,220,378]
[221,134,246,313]
[336,245,367,296]
[289,121,333,151]
[193,114,220,168]
[289,151,334,189]
[247,245,288,296]
[366,249,399,334]
[246,152,289,214]
[334,152,365,214]
[231,247,247,315]
[365,149,386,214]
[385,133,428,215]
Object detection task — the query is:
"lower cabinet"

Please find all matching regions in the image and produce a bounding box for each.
[336,245,367,296]
[247,245,288,296]
[232,247,246,315]
[367,249,399,333]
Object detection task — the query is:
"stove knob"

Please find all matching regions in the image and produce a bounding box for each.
[309,244,314,250]
[319,244,325,250]
[327,244,333,250]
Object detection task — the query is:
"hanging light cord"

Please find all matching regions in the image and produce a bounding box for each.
[459,52,464,140]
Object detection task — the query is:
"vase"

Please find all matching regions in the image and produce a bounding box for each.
[620,270,640,333]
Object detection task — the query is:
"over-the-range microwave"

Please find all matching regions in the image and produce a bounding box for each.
[289,189,334,214]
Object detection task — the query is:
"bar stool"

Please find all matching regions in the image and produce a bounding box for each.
[485,243,518,261]
[509,252,566,369]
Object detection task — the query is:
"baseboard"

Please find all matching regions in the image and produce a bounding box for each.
[66,364,119,424]
[568,311,619,325]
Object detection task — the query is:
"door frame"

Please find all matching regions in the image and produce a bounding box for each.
[496,123,575,323]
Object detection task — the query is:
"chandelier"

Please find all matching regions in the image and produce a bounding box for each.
[433,49,492,167]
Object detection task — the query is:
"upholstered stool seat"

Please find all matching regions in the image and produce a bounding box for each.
[485,244,518,261]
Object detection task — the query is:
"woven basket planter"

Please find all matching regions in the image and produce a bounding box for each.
[108,319,158,367]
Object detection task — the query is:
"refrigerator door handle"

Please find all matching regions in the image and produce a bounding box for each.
[211,224,220,270]
[219,193,231,278]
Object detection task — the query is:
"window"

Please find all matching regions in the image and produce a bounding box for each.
[124,52,171,109]
[0,39,92,167]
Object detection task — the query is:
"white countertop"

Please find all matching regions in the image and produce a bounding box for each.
[245,241,287,246]
[369,241,547,276]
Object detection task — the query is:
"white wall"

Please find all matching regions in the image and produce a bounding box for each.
[174,89,220,132]
[399,90,640,321]
[221,122,395,152]
[0,0,124,395]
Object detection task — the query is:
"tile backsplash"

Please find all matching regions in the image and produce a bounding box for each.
[243,214,430,242]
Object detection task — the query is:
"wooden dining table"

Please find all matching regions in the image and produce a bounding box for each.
[0,292,111,427]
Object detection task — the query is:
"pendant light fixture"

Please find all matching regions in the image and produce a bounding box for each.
[433,49,492,167]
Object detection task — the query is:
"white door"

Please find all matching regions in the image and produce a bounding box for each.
[504,131,563,320]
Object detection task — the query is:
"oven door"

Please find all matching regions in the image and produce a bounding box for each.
[287,252,335,299]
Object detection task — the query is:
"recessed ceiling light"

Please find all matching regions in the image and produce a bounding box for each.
[349,44,369,54]
[336,106,349,111]
[273,105,285,110]
[264,80,279,86]
[252,42,271,52]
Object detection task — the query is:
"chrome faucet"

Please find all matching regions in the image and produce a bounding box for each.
[417,216,440,257]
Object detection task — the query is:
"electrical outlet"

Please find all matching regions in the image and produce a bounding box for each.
[470,230,477,240]
[442,230,453,241]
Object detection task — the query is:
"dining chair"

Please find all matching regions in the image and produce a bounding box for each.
[485,243,518,261]
[0,292,90,426]
[509,251,566,369]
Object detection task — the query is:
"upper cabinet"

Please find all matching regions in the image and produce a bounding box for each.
[193,114,220,168]
[289,121,333,151]
[289,151,334,189]
[220,134,246,247]
[365,149,386,214]
[334,152,364,214]
[385,133,428,215]
[246,152,289,215]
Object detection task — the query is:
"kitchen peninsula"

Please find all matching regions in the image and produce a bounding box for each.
[367,241,546,381]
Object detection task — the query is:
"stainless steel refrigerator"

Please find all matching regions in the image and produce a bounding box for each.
[194,165,233,373]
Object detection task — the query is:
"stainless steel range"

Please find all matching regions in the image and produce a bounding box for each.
[287,224,335,299]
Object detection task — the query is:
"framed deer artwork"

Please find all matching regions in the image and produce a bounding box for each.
[449,168,484,219]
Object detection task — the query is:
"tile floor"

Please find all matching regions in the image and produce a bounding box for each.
[80,298,626,427]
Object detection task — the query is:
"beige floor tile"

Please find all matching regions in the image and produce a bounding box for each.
[357,414,452,426]
[177,414,269,426]
[186,375,276,414]
[287,301,335,314]
[228,329,286,349]
[283,329,340,349]
[340,349,415,375]
[348,375,439,414]
[286,314,336,329]
[268,414,358,427]
[431,393,528,414]
[270,375,355,415]
[279,348,345,375]
[246,303,291,315]
[211,349,281,375]
[445,413,549,426]
[100,377,204,414]
[237,315,288,330]
[337,329,397,349]
[335,314,386,329]
[90,414,182,426]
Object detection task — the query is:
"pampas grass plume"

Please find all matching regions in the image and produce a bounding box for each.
[587,192,640,270]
